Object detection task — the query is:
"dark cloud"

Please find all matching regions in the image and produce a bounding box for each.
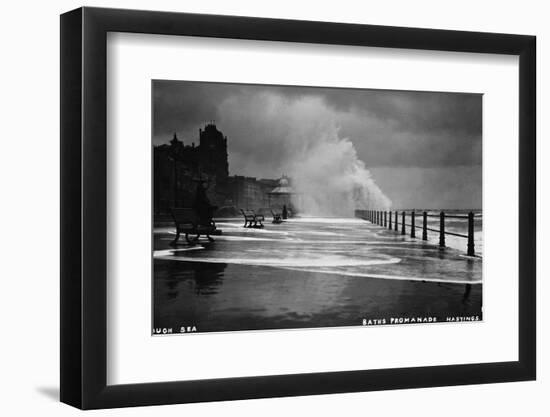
[318,87,482,136]
[152,80,482,209]
[153,80,482,168]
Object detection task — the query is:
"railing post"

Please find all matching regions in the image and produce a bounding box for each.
[394,211,398,231]
[410,211,416,238]
[376,211,379,225]
[439,211,445,248]
[401,211,406,235]
[467,211,475,256]
[388,211,392,229]
[384,211,387,227]
[422,211,428,240]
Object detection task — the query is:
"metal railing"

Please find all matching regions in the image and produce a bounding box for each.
[355,209,479,257]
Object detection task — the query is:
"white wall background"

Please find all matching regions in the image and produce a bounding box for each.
[0,0,546,415]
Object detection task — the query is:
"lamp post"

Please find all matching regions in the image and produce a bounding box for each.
[168,133,182,208]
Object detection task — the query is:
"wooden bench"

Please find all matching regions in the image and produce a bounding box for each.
[170,208,220,245]
[240,209,264,228]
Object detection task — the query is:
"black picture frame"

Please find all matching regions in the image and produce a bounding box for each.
[60,6,536,410]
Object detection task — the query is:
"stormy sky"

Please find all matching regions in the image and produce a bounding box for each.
[153,80,482,210]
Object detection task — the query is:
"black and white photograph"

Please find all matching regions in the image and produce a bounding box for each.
[1,0,542,413]
[152,80,483,334]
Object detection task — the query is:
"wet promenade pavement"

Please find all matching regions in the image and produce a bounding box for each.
[153,217,482,333]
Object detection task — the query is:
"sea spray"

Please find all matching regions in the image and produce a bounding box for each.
[275,98,391,216]
[286,128,391,216]
[219,93,391,215]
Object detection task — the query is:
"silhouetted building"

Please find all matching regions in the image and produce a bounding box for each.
[154,123,229,213]
[227,176,277,210]
[154,123,296,216]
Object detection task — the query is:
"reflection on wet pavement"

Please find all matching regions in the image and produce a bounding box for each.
[153,217,482,333]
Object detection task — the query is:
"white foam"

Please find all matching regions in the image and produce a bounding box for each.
[226,228,290,236]
[280,267,482,285]
[213,235,281,242]
[154,254,401,268]
[285,217,366,224]
[302,231,345,236]
[153,246,205,257]
[153,216,481,285]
